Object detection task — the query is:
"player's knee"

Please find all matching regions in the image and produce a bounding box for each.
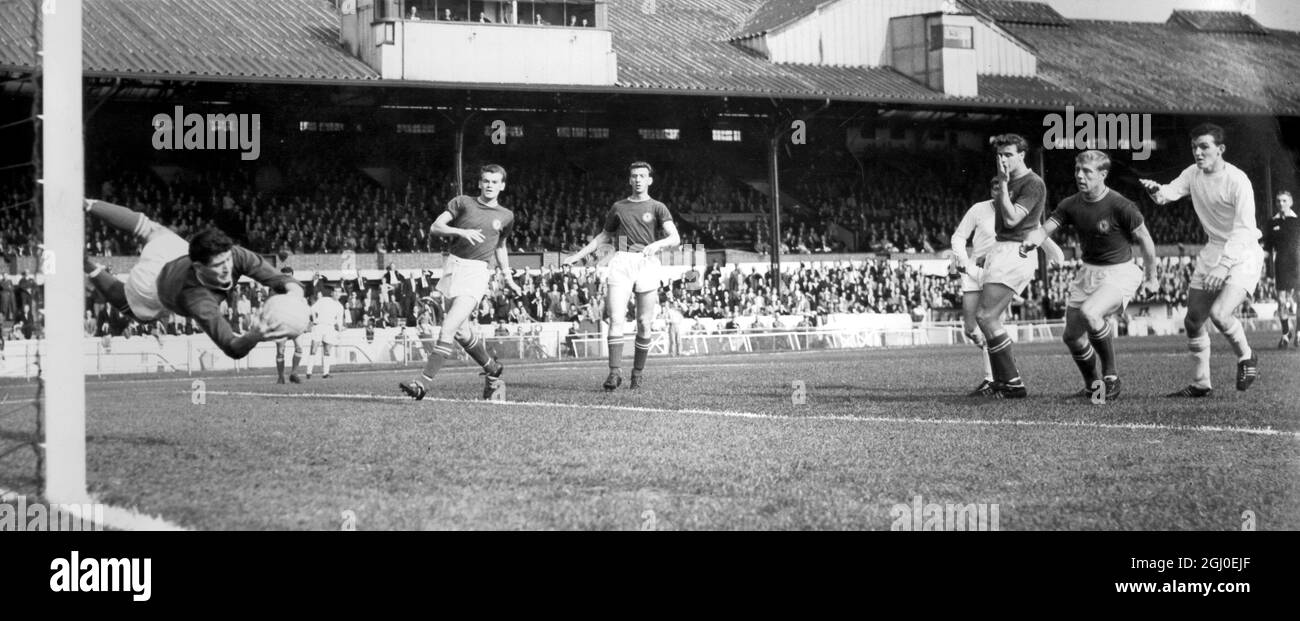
[1080,309,1107,331]
[635,318,653,334]
[974,308,997,329]
[1208,306,1236,330]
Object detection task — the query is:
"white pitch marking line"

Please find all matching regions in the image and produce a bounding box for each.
[203,390,1300,439]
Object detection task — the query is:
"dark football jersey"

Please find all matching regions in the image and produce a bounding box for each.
[995,171,1047,243]
[604,198,672,251]
[443,195,514,263]
[1048,189,1145,265]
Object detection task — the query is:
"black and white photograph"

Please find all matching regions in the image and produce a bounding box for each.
[0,0,1296,598]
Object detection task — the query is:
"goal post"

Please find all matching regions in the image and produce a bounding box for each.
[42,0,88,505]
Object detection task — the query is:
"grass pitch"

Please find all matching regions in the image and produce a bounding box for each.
[2,333,1296,530]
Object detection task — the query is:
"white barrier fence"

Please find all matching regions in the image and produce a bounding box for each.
[1,315,1284,379]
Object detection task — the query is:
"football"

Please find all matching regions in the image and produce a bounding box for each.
[261,293,311,336]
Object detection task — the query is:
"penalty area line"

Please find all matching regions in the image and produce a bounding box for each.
[201,390,1300,439]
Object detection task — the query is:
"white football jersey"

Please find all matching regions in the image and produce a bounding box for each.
[311,297,346,332]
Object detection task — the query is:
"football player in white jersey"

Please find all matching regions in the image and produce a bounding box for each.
[1140,123,1264,396]
[304,285,346,379]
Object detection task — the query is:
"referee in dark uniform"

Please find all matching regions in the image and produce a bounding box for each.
[1265,190,1300,349]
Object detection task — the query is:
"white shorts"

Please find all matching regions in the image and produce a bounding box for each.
[436,255,491,302]
[607,251,662,294]
[960,262,986,294]
[981,242,1037,295]
[1189,243,1264,293]
[309,328,339,345]
[125,229,189,321]
[1067,261,1143,309]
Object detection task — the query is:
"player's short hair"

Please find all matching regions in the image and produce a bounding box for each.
[629,161,654,176]
[989,134,1029,153]
[1075,150,1111,172]
[189,228,235,265]
[280,266,295,275]
[1277,190,1293,199]
[480,163,507,182]
[321,285,335,297]
[1189,123,1226,146]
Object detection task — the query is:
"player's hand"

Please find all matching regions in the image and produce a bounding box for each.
[460,228,486,245]
[641,244,658,257]
[1140,275,1160,296]
[1204,265,1229,291]
[995,157,1009,183]
[561,254,580,266]
[1139,179,1161,194]
[1018,242,1037,258]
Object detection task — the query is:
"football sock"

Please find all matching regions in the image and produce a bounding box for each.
[1188,332,1212,389]
[607,335,625,370]
[967,330,992,381]
[418,340,454,389]
[456,334,494,370]
[1218,317,1253,361]
[322,353,331,375]
[1066,338,1099,387]
[632,335,651,371]
[1281,317,1291,336]
[85,265,132,316]
[985,330,1022,385]
[1087,323,1116,377]
[275,353,285,379]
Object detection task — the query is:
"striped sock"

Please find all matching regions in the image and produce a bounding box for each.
[1087,323,1116,377]
[607,335,625,369]
[633,335,652,371]
[1066,338,1099,387]
[419,340,454,389]
[456,333,495,370]
[986,331,1021,385]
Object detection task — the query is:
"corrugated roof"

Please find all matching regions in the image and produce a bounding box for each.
[1168,10,1268,35]
[1002,19,1300,114]
[734,0,826,40]
[961,0,1068,27]
[0,0,376,81]
[1,0,1298,116]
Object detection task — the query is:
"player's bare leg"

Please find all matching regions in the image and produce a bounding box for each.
[289,341,303,383]
[961,291,994,396]
[975,283,1026,398]
[1077,284,1127,400]
[1279,289,1298,349]
[603,280,633,391]
[1208,284,1258,391]
[275,339,288,384]
[321,342,333,378]
[304,340,317,379]
[400,295,477,400]
[629,290,657,389]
